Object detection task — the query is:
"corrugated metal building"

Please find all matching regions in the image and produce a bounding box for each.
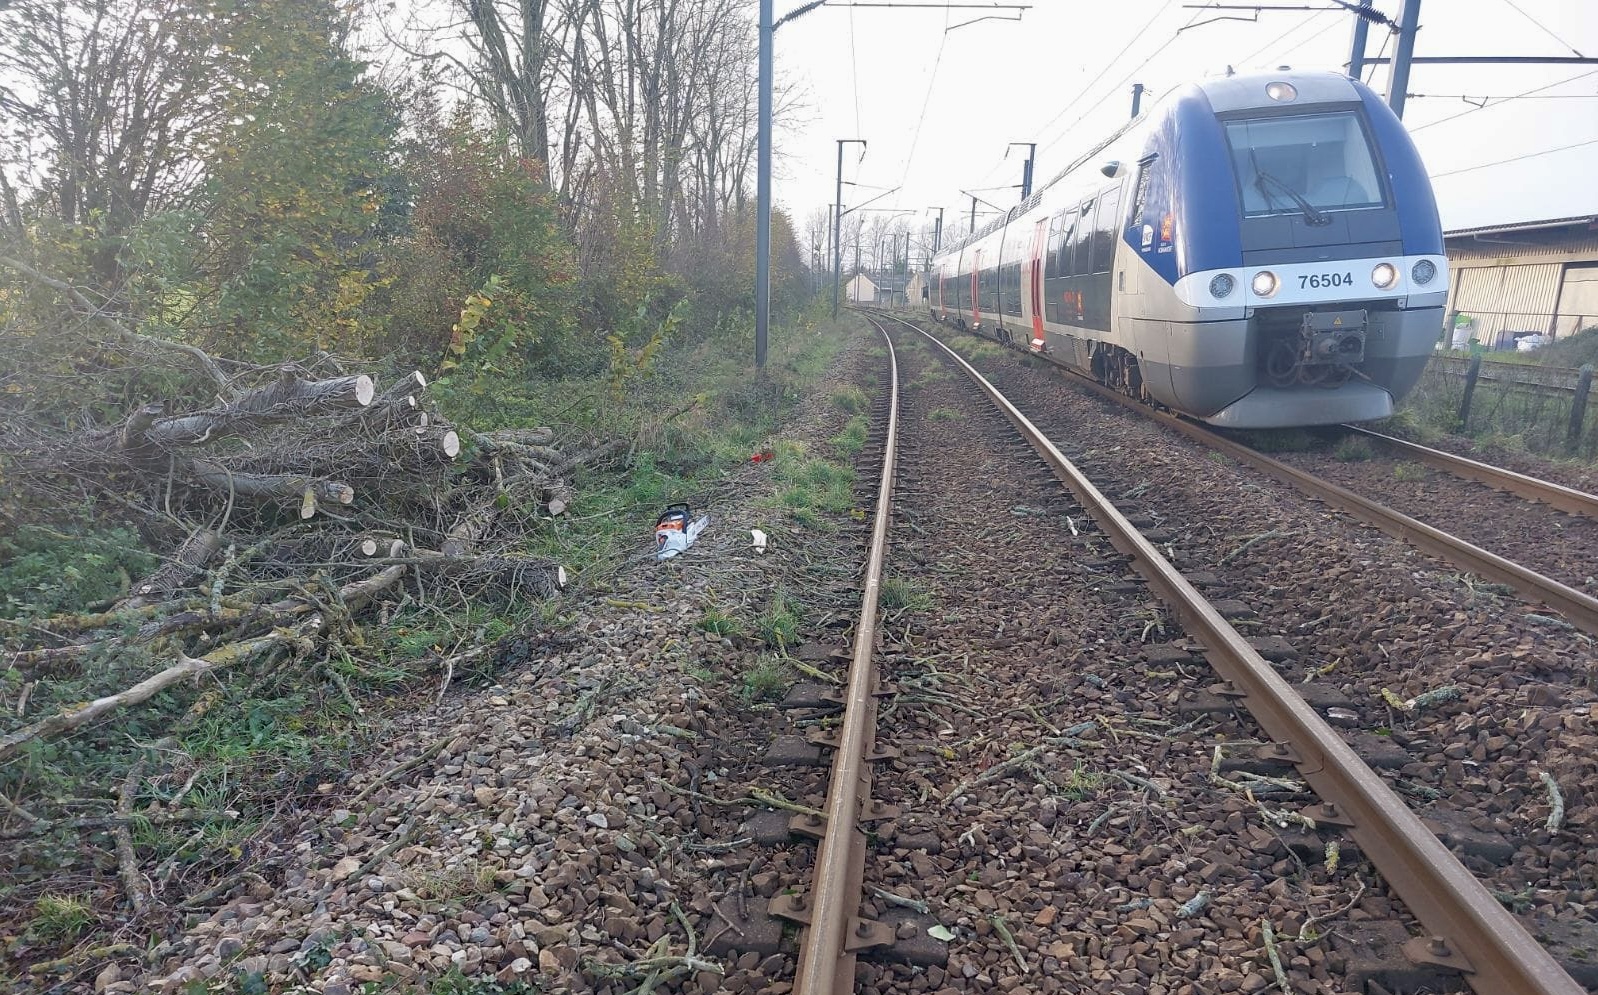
[1444,215,1598,350]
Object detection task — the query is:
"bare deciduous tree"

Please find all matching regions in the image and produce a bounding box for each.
[0,0,231,289]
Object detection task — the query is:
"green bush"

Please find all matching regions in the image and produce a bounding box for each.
[1538,325,1598,369]
[30,894,92,943]
[880,576,932,612]
[742,656,792,704]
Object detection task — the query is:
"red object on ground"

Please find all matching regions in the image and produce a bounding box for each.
[751,449,775,463]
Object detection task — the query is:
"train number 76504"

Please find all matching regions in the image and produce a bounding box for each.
[1300,271,1354,290]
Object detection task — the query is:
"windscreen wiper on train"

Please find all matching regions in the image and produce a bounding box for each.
[1249,150,1331,227]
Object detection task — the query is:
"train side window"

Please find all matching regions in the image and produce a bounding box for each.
[1054,210,1078,278]
[1070,201,1094,276]
[1091,188,1122,273]
[1130,155,1156,228]
[1003,262,1022,316]
[1045,212,1067,280]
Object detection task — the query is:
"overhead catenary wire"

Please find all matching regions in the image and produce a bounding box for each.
[848,2,864,140]
[1498,0,1585,59]
[1410,67,1598,132]
[1026,0,1330,178]
[1407,92,1598,100]
[1430,136,1598,178]
[890,7,952,213]
[962,0,1181,194]
[1234,6,1335,69]
[1029,3,1228,168]
[1029,0,1180,144]
[1362,18,1392,84]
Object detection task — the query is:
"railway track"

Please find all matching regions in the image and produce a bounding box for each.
[891,311,1598,638]
[1336,427,1598,523]
[772,309,1586,995]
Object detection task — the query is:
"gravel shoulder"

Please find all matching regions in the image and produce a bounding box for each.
[84,330,885,995]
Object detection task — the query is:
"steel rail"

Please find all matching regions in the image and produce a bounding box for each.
[1182,422,1598,635]
[791,316,900,995]
[1343,425,1598,521]
[906,310,1598,636]
[878,311,1585,995]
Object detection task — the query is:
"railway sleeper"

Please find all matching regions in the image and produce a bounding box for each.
[1330,919,1471,995]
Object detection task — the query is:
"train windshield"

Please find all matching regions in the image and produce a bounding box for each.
[1224,112,1384,218]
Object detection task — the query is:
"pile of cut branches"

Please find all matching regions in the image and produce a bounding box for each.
[0,334,603,928]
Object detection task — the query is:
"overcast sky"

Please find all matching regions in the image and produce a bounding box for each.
[768,0,1598,250]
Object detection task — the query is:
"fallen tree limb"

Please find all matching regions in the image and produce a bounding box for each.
[442,504,496,558]
[188,462,354,513]
[8,643,94,679]
[115,756,152,914]
[473,426,553,448]
[133,564,407,642]
[24,943,142,976]
[349,734,451,807]
[0,808,237,840]
[0,629,313,765]
[142,372,375,447]
[123,528,224,609]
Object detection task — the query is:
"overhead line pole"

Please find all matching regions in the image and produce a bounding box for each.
[1008,142,1037,199]
[960,189,1005,234]
[1347,0,1372,78]
[1385,0,1421,117]
[758,2,1030,364]
[832,139,868,320]
[756,0,774,367]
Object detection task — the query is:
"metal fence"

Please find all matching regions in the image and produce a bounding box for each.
[1404,353,1597,460]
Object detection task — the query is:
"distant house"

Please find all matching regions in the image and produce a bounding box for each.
[904,271,926,305]
[845,274,878,302]
[1444,216,1598,350]
[858,272,927,307]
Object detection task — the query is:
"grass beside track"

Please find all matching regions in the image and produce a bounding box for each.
[0,309,868,983]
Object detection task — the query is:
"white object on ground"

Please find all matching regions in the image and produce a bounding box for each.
[751,528,768,554]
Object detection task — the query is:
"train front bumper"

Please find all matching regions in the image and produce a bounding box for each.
[1144,304,1443,428]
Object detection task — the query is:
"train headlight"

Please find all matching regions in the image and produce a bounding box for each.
[1251,271,1279,298]
[1372,262,1399,289]
[1265,81,1298,102]
[1411,259,1437,286]
[1209,273,1236,299]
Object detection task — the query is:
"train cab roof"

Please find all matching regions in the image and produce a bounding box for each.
[1190,71,1365,114]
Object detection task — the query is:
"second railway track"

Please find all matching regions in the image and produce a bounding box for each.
[761,310,1595,995]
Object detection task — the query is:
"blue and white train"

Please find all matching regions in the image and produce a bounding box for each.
[929,71,1448,428]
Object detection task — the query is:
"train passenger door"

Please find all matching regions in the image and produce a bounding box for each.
[970,250,982,328]
[1027,218,1047,350]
